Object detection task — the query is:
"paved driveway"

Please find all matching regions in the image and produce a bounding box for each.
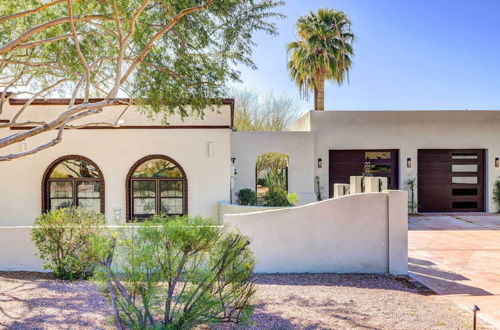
[409,214,500,328]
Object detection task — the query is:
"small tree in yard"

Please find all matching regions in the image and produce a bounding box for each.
[31,207,106,280]
[0,0,283,161]
[93,215,256,329]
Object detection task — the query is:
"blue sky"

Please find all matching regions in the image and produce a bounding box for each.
[232,0,500,111]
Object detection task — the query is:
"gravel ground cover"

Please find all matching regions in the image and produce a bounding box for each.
[0,272,492,329]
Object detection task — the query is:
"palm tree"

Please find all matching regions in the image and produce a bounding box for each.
[287,9,355,111]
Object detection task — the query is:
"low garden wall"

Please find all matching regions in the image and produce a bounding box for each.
[0,192,407,274]
[0,226,44,271]
[224,191,408,275]
[218,202,285,223]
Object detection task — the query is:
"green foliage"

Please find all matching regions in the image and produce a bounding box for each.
[256,152,288,197]
[262,168,287,192]
[0,0,284,120]
[261,190,296,207]
[493,179,500,213]
[31,207,106,280]
[406,176,418,215]
[93,215,256,329]
[236,188,257,206]
[286,192,298,205]
[287,8,354,105]
[315,176,323,201]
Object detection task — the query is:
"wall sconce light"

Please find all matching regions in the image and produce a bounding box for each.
[318,158,322,169]
[407,157,412,169]
[207,141,214,157]
[113,207,121,222]
[496,157,499,168]
[231,157,236,164]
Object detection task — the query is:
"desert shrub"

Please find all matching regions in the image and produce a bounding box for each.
[406,176,418,214]
[493,179,500,212]
[93,215,256,329]
[31,207,106,280]
[261,189,296,207]
[236,188,257,205]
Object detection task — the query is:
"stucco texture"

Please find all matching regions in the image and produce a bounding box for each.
[0,109,231,226]
[224,191,408,275]
[296,110,500,212]
[230,131,316,205]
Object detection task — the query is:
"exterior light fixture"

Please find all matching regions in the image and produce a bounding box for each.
[318,158,322,169]
[496,157,499,168]
[407,157,412,168]
[231,157,236,164]
[207,141,214,157]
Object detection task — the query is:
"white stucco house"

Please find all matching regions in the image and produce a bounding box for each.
[0,96,498,227]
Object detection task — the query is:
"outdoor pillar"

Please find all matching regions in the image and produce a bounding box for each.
[385,190,408,275]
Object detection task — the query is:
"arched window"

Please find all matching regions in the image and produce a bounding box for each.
[126,155,187,220]
[42,156,104,213]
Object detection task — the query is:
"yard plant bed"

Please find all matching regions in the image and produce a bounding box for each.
[0,272,491,329]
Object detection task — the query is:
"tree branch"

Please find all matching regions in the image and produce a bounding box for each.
[0,15,110,55]
[120,0,214,84]
[0,99,115,150]
[15,32,97,49]
[0,107,101,161]
[11,78,70,123]
[67,0,91,102]
[0,0,66,24]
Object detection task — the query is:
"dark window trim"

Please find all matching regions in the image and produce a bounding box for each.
[10,125,232,130]
[126,155,188,221]
[41,155,105,213]
[130,178,184,218]
[8,98,235,129]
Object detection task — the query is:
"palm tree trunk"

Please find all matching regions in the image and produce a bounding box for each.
[314,73,325,110]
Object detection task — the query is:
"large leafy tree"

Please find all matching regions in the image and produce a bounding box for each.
[0,0,283,160]
[287,8,354,111]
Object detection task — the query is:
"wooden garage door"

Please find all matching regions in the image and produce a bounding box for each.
[329,150,399,197]
[418,149,485,212]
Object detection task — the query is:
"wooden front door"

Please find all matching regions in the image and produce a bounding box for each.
[329,150,399,198]
[418,149,485,212]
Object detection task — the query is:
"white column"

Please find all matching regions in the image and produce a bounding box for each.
[385,190,408,275]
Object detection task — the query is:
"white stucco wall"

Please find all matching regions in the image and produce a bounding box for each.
[224,191,408,275]
[218,201,285,223]
[0,227,44,271]
[0,128,230,225]
[230,131,316,205]
[1,103,232,127]
[299,110,500,212]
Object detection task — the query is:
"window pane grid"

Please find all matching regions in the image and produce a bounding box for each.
[131,178,185,218]
[46,160,103,213]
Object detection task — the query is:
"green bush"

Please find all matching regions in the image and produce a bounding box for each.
[406,176,418,214]
[31,207,105,280]
[236,188,257,205]
[93,215,256,329]
[261,189,296,207]
[493,179,500,212]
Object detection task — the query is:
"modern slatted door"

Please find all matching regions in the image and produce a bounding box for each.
[329,150,399,198]
[418,149,485,212]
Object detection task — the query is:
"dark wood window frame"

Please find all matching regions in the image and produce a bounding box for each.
[126,155,188,221]
[42,155,105,213]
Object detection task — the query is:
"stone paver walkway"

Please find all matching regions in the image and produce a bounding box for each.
[409,214,500,328]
